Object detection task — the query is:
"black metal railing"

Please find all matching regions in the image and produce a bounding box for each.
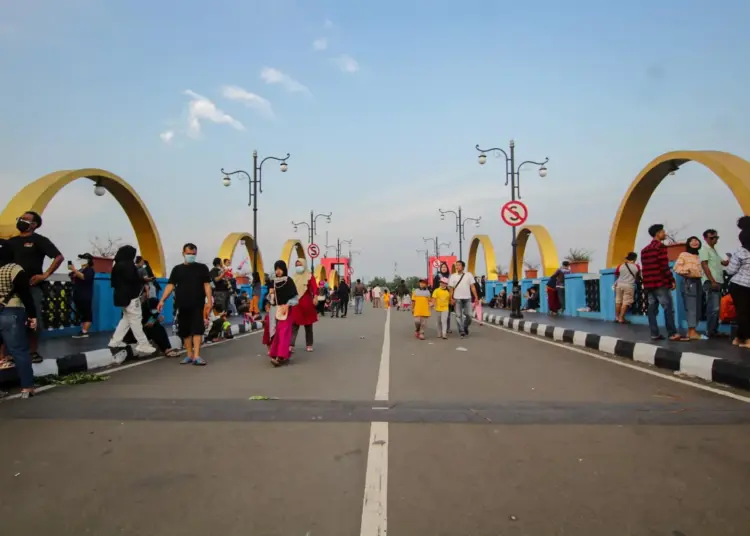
[584,279,601,312]
[41,281,79,329]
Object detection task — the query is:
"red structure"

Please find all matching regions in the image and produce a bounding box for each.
[426,255,457,282]
[319,257,352,286]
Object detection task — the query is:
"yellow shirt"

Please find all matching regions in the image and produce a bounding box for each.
[412,288,431,317]
[382,292,390,308]
[432,288,451,312]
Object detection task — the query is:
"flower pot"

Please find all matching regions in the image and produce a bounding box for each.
[524,269,538,279]
[499,274,509,282]
[568,260,589,274]
[666,242,686,262]
[91,256,114,274]
[235,275,250,285]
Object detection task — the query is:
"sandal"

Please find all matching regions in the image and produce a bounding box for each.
[270,357,281,367]
[30,352,43,364]
[20,390,35,399]
[180,357,193,364]
[192,357,207,366]
[306,346,313,352]
[0,359,15,370]
[165,349,180,357]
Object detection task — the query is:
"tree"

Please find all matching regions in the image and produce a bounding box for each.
[368,276,387,288]
[89,235,124,258]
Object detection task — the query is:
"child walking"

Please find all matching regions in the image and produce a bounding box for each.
[432,277,451,339]
[412,279,432,339]
[382,288,391,310]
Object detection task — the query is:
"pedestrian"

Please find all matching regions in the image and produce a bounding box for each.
[396,279,408,310]
[449,260,478,338]
[432,277,451,339]
[316,281,328,316]
[0,239,38,399]
[108,245,157,362]
[69,253,95,338]
[330,286,341,317]
[727,220,750,347]
[290,259,317,353]
[700,229,730,338]
[371,285,381,308]
[433,262,453,333]
[353,279,366,314]
[673,236,705,341]
[338,278,351,317]
[268,260,298,367]
[382,287,391,310]
[473,277,484,325]
[8,211,64,363]
[412,279,431,339]
[158,243,212,365]
[123,297,180,357]
[547,261,571,314]
[210,257,231,312]
[613,252,641,323]
[250,272,262,315]
[640,224,684,341]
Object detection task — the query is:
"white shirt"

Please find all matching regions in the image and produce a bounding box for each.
[448,271,476,300]
[372,286,381,298]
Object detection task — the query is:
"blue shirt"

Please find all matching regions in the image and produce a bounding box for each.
[72,266,95,301]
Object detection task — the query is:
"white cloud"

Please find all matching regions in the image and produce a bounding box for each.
[260,67,310,95]
[221,85,274,119]
[324,19,333,29]
[183,89,244,138]
[332,54,359,74]
[159,130,174,144]
[312,37,327,51]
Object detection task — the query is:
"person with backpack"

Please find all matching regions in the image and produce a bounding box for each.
[614,252,641,323]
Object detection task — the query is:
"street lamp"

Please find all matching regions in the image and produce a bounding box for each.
[475,139,548,319]
[93,182,106,197]
[291,210,332,269]
[416,248,429,280]
[326,238,352,277]
[439,206,481,261]
[220,150,290,277]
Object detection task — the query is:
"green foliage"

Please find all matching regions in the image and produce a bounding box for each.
[368,276,387,288]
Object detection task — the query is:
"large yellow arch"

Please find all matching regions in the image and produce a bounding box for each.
[314,265,327,286]
[513,225,560,277]
[280,239,307,269]
[607,150,750,267]
[0,168,166,276]
[218,232,264,279]
[467,234,498,281]
[328,269,340,288]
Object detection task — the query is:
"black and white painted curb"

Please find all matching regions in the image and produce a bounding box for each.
[481,312,750,391]
[0,322,262,386]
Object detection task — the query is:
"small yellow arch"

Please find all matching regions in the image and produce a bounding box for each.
[0,168,166,276]
[280,239,307,269]
[328,269,340,288]
[467,234,498,281]
[218,232,264,278]
[314,265,327,286]
[513,225,560,277]
[607,150,750,267]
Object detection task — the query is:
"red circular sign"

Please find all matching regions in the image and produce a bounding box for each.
[307,243,320,259]
[501,201,528,227]
[348,267,354,276]
[432,259,440,269]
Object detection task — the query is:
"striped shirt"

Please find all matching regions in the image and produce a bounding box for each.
[640,240,675,289]
[727,247,750,288]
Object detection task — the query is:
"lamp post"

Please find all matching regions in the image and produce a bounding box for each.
[475,139,548,319]
[292,210,332,269]
[221,150,290,276]
[423,236,451,279]
[439,206,481,261]
[416,248,429,280]
[326,238,352,277]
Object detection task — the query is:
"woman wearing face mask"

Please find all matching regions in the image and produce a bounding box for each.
[268,260,298,367]
[69,253,96,338]
[290,258,318,352]
[673,236,704,341]
[432,262,453,333]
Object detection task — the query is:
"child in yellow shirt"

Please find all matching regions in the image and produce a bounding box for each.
[382,288,391,310]
[432,277,451,339]
[412,279,432,339]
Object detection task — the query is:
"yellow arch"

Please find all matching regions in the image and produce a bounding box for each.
[607,150,750,267]
[513,225,561,278]
[0,168,166,276]
[218,232,264,279]
[328,269,340,288]
[314,265,327,286]
[280,239,307,269]
[467,234,498,281]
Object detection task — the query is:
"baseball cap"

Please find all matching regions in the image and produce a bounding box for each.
[78,253,94,261]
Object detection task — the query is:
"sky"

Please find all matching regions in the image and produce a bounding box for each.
[1,0,750,281]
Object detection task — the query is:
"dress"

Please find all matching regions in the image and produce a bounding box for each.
[291,275,318,326]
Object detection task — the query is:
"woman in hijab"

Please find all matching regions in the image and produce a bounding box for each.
[673,236,704,340]
[0,239,38,398]
[290,258,318,352]
[316,280,328,316]
[432,262,453,333]
[108,245,156,357]
[268,260,299,367]
[727,220,750,347]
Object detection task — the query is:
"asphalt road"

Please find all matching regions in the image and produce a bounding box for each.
[1,307,749,535]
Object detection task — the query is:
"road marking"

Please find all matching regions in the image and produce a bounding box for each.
[361,308,390,536]
[482,320,750,404]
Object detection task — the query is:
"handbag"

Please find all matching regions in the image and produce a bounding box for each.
[275,304,289,321]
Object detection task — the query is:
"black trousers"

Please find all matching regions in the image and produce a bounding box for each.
[730,283,750,340]
[339,298,349,317]
[291,323,313,346]
[124,322,171,352]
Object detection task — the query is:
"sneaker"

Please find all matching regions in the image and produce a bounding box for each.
[135,344,157,355]
[111,348,128,365]
[72,331,89,339]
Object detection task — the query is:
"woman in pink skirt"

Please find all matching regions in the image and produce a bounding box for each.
[268,260,299,367]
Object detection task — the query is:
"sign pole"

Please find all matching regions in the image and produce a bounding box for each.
[509,142,522,319]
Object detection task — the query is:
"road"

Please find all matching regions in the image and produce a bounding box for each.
[1,307,750,535]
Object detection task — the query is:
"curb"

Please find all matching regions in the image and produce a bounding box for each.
[481,312,750,391]
[0,321,262,386]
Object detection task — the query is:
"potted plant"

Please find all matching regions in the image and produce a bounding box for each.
[564,248,593,273]
[524,260,540,279]
[89,235,122,274]
[664,225,687,262]
[495,264,509,282]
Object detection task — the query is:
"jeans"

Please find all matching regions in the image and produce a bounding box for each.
[681,278,702,329]
[0,307,34,389]
[703,281,721,336]
[354,296,364,314]
[646,287,677,337]
[454,299,472,335]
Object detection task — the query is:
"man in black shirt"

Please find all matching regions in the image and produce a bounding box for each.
[210,257,230,312]
[8,211,64,362]
[158,243,211,366]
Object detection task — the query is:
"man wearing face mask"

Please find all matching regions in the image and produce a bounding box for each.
[158,243,212,366]
[8,211,64,363]
[69,253,96,338]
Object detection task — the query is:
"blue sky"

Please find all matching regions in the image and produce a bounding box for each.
[1,0,749,280]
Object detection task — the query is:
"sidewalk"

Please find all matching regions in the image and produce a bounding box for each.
[480,307,750,391]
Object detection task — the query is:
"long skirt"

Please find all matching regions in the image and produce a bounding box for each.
[250,295,260,315]
[268,315,293,361]
[547,286,561,312]
[473,301,483,323]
